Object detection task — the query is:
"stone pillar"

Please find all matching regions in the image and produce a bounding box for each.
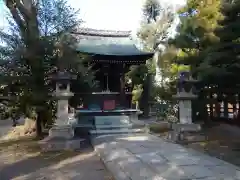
[179,98,192,124]
[56,99,69,125]
[55,83,72,126]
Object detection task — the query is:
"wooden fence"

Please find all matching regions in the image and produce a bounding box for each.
[148,88,240,125]
[193,89,240,125]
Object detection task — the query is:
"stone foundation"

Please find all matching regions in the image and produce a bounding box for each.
[39,137,85,151]
[39,125,86,151]
[168,123,201,142]
[172,123,201,132]
[49,125,74,139]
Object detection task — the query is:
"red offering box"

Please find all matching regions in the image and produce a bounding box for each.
[103,100,116,110]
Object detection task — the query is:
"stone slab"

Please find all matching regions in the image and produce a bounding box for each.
[92,134,240,180]
[208,165,240,179]
[180,165,216,179]
[136,152,167,165]
[105,161,131,180]
[152,163,192,180]
[161,152,200,166]
[128,146,153,154]
[117,156,160,180]
[101,148,132,162]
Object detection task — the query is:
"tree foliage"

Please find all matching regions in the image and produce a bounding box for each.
[142,0,162,23]
[170,0,223,84]
[138,0,174,50]
[0,0,96,137]
[126,0,176,117]
[200,0,240,88]
[163,0,240,122]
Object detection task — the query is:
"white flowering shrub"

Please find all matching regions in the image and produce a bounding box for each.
[166,104,179,123]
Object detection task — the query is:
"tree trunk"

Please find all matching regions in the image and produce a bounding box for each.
[140,74,152,118]
[5,0,40,45]
[36,109,44,139]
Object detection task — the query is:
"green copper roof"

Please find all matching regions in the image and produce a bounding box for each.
[74,29,153,57]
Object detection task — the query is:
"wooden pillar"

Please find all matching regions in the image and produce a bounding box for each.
[120,63,126,107]
[216,93,221,119]
[237,93,240,121]
[209,92,214,120]
[103,64,109,91]
[233,101,237,119]
[223,95,228,119]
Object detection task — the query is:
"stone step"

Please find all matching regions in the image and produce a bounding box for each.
[89,128,147,136]
[95,124,133,129]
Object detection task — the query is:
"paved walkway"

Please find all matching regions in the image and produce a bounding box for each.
[92,134,240,180]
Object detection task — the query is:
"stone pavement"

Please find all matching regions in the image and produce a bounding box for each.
[92,134,240,180]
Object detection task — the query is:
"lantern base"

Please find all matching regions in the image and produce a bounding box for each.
[49,125,74,139]
[168,123,201,142]
[39,137,86,151]
[39,125,86,151]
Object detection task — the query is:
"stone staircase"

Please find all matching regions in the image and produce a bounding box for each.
[89,115,148,136]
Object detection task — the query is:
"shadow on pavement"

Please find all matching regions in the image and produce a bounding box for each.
[0,143,112,180]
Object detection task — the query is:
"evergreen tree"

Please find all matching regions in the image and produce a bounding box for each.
[202,0,240,88]
[139,0,174,50]
[172,0,223,83]
[168,0,226,122]
[142,0,162,23]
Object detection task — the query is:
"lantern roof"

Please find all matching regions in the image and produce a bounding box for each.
[50,71,76,81]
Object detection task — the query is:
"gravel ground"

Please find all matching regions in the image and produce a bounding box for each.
[0,118,25,138]
[0,139,113,180]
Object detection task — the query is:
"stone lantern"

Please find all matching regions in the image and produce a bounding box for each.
[173,71,198,124]
[39,71,84,151]
[49,71,75,138]
[170,70,201,141]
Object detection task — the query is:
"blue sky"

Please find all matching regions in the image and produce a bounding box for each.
[0,0,185,32]
[0,0,4,29]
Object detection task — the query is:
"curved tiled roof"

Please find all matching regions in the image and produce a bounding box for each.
[74,28,153,57]
[75,28,131,37]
